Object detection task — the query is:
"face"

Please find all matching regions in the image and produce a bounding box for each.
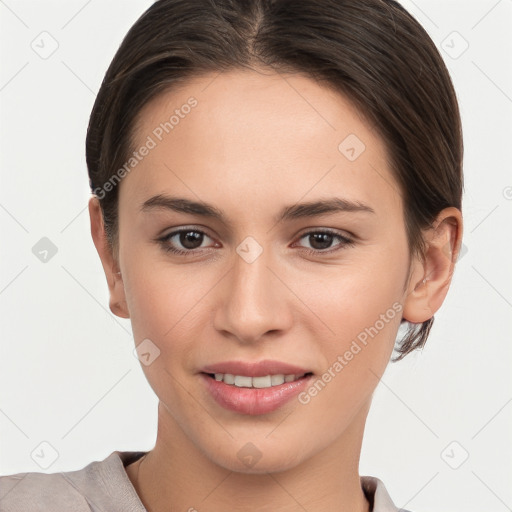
[110,68,417,473]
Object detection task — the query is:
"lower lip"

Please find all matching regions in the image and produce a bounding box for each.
[200,373,313,415]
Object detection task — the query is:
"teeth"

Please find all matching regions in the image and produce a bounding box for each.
[212,373,306,388]
[271,375,285,386]
[253,375,272,388]
[223,373,235,385]
[234,375,252,387]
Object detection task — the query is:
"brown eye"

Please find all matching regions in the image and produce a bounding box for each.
[158,228,215,255]
[177,230,204,250]
[307,232,335,250]
[296,229,355,254]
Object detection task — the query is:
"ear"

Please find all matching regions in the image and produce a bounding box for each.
[88,196,130,319]
[402,207,463,323]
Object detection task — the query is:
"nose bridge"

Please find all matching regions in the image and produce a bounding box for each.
[214,238,290,342]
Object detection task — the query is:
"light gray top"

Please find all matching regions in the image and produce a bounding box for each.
[0,451,411,511]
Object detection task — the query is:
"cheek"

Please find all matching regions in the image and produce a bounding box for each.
[122,262,207,411]
[122,222,407,355]
[292,265,403,434]
[293,254,405,349]
[122,251,223,383]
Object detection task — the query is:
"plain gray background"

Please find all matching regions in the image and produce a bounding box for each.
[1,1,511,511]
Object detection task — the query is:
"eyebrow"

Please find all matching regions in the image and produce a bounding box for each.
[140,194,375,226]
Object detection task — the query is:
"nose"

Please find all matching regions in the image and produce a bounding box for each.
[213,246,293,345]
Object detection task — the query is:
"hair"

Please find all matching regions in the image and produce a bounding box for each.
[86,0,463,361]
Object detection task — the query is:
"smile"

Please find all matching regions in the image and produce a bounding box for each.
[201,372,314,415]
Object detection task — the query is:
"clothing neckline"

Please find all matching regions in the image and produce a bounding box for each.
[110,450,400,512]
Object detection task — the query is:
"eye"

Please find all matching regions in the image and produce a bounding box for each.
[157,228,217,256]
[294,229,355,255]
[156,227,355,257]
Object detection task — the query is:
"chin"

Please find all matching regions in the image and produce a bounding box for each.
[207,441,307,475]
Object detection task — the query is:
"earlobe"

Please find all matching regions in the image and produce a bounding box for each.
[402,207,463,324]
[88,196,130,319]
[110,298,130,319]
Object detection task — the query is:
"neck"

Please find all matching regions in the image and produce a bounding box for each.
[127,402,371,512]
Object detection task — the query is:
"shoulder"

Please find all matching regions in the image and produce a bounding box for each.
[361,475,414,512]
[0,470,90,511]
[0,451,147,512]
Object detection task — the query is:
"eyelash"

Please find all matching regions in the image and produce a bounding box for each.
[157,227,355,257]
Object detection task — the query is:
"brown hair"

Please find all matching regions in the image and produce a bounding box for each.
[86,0,463,361]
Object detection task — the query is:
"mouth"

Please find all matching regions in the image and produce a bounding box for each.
[200,370,314,415]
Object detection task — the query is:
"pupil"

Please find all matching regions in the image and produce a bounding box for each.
[310,233,332,250]
[181,231,202,249]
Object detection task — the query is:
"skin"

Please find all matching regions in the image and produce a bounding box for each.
[89,68,463,512]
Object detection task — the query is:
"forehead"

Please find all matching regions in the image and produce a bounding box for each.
[122,68,400,218]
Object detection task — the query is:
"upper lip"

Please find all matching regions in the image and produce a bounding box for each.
[201,359,312,377]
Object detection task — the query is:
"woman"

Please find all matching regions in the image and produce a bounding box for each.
[0,0,463,510]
